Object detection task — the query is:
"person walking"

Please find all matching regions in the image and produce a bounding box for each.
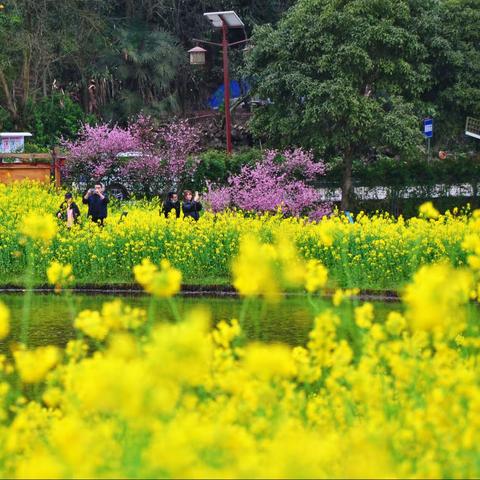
[182,190,202,221]
[83,183,109,226]
[162,191,180,219]
[57,192,81,227]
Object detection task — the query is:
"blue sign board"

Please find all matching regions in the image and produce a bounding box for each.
[423,118,433,138]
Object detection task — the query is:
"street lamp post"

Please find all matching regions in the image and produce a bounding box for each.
[189,11,249,155]
[221,18,233,154]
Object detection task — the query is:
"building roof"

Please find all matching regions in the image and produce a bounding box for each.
[0,132,32,137]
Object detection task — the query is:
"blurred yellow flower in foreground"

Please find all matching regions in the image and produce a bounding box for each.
[385,311,407,336]
[305,259,328,293]
[0,301,10,340]
[47,261,73,292]
[13,345,60,383]
[74,310,108,340]
[354,302,374,329]
[419,201,440,219]
[403,263,472,335]
[332,288,360,306]
[232,234,318,300]
[243,343,296,380]
[19,212,57,243]
[232,234,280,301]
[132,258,157,288]
[74,300,147,341]
[134,258,182,298]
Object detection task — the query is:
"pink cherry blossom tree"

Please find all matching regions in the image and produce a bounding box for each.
[63,123,142,180]
[205,148,331,219]
[62,115,200,196]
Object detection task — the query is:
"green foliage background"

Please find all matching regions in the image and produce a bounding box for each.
[0,0,477,203]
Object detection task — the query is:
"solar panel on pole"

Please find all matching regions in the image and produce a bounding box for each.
[203,11,244,28]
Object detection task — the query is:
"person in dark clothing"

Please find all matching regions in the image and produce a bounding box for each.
[83,183,109,226]
[182,190,202,221]
[57,192,81,227]
[162,191,180,218]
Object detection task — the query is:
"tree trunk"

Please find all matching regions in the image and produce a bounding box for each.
[42,69,47,97]
[0,68,18,123]
[125,0,134,18]
[21,49,31,107]
[80,79,89,113]
[341,149,353,211]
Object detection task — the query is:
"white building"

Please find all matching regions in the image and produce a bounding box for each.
[0,132,32,153]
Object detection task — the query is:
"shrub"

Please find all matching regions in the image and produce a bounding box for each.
[192,148,262,189]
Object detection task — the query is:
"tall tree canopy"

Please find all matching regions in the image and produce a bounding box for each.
[0,0,109,128]
[245,0,440,207]
[0,0,294,134]
[426,0,480,145]
[0,0,477,164]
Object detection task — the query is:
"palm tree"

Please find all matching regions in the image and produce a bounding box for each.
[104,22,184,120]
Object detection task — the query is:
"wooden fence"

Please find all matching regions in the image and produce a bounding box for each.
[0,151,65,187]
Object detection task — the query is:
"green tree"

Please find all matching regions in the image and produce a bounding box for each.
[425,0,480,148]
[0,2,30,127]
[116,0,295,113]
[0,0,297,127]
[246,0,434,208]
[99,23,184,120]
[26,92,88,147]
[0,0,109,127]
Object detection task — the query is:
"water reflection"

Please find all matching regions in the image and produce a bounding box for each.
[0,293,402,351]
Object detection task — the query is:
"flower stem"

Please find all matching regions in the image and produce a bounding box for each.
[20,244,34,346]
[167,297,181,323]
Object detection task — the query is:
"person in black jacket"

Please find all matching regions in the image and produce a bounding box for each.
[162,191,180,218]
[57,192,81,227]
[83,183,109,226]
[182,190,202,221]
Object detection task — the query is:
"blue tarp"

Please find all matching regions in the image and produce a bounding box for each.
[207,80,250,109]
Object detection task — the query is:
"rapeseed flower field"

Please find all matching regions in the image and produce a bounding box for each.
[0,182,471,289]
[0,212,480,477]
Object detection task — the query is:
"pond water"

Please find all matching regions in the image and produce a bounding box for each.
[0,292,405,351]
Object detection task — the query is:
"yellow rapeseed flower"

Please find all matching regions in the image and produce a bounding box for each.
[42,387,63,408]
[212,319,241,349]
[243,343,296,380]
[149,260,182,297]
[305,259,328,293]
[0,301,10,340]
[232,234,280,301]
[403,263,472,336]
[332,288,360,306]
[134,258,182,297]
[47,261,73,292]
[74,310,109,340]
[65,339,89,361]
[133,258,157,287]
[385,311,407,336]
[19,212,57,243]
[354,303,374,329]
[419,201,440,219]
[101,299,146,330]
[14,345,60,383]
